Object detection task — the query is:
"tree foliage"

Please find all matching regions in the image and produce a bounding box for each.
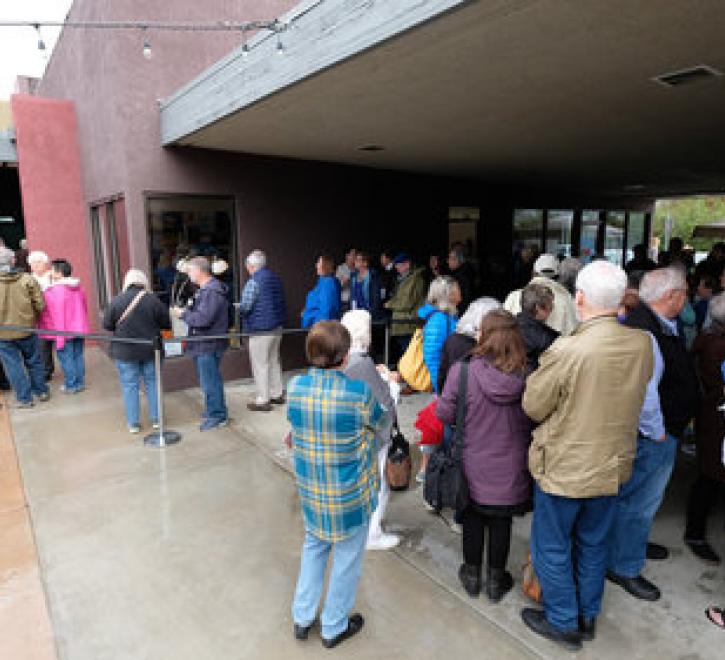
[653,196,725,250]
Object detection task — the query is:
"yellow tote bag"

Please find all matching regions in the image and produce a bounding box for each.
[398,329,432,392]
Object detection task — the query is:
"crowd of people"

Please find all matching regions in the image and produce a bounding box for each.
[1,236,724,650]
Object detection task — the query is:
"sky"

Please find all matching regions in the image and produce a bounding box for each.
[0,0,74,100]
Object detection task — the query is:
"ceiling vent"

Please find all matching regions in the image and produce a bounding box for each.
[653,65,722,88]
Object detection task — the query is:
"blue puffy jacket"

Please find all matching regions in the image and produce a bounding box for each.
[418,303,457,393]
[302,275,342,328]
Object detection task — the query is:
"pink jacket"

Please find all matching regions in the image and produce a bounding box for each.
[37,279,91,350]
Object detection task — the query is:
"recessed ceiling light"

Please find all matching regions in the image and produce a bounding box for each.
[356,144,385,152]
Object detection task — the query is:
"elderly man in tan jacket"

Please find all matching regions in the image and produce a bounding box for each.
[520,260,652,652]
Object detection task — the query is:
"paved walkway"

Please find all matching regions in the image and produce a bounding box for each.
[4,348,724,659]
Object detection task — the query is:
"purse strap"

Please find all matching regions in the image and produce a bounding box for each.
[451,357,470,463]
[117,290,146,327]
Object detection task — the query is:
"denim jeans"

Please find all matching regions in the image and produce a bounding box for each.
[193,350,227,423]
[56,338,85,391]
[0,335,48,403]
[116,359,158,427]
[531,484,617,633]
[608,434,678,577]
[292,522,369,640]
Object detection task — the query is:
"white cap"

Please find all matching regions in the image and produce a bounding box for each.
[534,254,560,278]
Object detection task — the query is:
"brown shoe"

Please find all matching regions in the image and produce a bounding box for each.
[247,401,272,412]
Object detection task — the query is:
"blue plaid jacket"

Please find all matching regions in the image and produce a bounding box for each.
[287,368,383,542]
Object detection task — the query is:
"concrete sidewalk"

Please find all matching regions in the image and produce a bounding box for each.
[6,348,724,659]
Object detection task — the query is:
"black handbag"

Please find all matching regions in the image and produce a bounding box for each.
[386,421,412,491]
[423,358,470,513]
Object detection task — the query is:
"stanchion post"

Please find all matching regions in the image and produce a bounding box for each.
[384,321,390,368]
[144,336,182,448]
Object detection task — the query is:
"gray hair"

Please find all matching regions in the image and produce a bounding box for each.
[341,309,372,353]
[0,246,14,269]
[123,268,149,291]
[639,267,686,304]
[28,250,49,265]
[246,249,266,269]
[576,260,627,310]
[521,282,554,315]
[710,293,725,325]
[456,297,501,337]
[558,257,582,293]
[427,275,459,316]
[186,256,211,275]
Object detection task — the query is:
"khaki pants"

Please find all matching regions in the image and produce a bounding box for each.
[248,331,283,404]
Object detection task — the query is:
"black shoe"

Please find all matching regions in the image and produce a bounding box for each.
[685,539,722,565]
[606,571,661,601]
[322,613,364,649]
[487,568,513,604]
[579,616,596,642]
[458,563,482,598]
[646,542,669,561]
[294,622,313,641]
[270,393,286,405]
[521,608,582,652]
[247,401,273,412]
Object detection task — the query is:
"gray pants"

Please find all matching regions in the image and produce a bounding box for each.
[248,331,283,404]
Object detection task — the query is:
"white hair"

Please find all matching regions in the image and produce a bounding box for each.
[123,268,149,291]
[427,275,459,316]
[246,250,266,269]
[0,246,14,268]
[639,267,687,304]
[456,297,501,337]
[710,293,725,325]
[575,260,627,310]
[341,309,372,353]
[28,250,49,265]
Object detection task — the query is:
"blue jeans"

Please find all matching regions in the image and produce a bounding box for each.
[292,522,369,640]
[608,434,678,577]
[193,350,227,422]
[56,338,85,391]
[531,484,617,633]
[0,335,48,403]
[116,359,158,427]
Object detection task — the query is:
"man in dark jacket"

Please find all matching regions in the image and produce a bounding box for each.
[173,257,230,431]
[517,282,559,371]
[448,246,476,315]
[607,266,699,601]
[240,250,287,413]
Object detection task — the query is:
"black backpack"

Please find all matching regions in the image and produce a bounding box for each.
[423,358,470,513]
[386,422,412,491]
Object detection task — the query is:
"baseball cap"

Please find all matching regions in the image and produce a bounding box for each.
[534,254,560,278]
[392,252,412,265]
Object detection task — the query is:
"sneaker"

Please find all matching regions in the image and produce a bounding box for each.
[247,401,273,412]
[200,418,229,432]
[129,425,141,434]
[151,422,160,431]
[366,533,401,551]
[449,522,463,535]
[60,385,78,395]
[37,392,51,402]
[15,400,34,409]
[415,470,426,484]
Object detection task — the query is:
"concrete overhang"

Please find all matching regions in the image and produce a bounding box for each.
[0,129,17,165]
[161,0,725,198]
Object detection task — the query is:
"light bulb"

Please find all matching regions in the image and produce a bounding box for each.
[143,40,152,59]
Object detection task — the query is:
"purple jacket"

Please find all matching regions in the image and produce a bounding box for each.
[437,358,532,507]
[181,277,230,356]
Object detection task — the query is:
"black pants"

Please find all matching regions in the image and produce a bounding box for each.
[462,506,512,570]
[685,473,725,541]
[39,339,54,381]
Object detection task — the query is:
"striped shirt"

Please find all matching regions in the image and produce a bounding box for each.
[287,368,383,542]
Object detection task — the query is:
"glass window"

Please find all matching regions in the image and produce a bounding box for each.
[580,210,600,263]
[146,195,236,306]
[605,211,626,266]
[545,210,574,258]
[90,206,107,309]
[513,209,543,251]
[105,202,121,295]
[626,212,646,263]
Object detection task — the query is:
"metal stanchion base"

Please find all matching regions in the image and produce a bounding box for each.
[143,430,182,447]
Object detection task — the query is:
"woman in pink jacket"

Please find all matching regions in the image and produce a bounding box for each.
[38,259,90,393]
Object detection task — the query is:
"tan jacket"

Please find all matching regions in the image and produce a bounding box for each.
[504,277,578,336]
[0,271,45,340]
[523,316,653,498]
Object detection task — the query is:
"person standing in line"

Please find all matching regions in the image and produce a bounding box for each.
[103,269,171,434]
[239,250,287,413]
[384,253,427,360]
[288,321,383,648]
[336,248,357,312]
[349,251,383,321]
[301,255,341,328]
[437,310,531,604]
[172,257,230,432]
[516,282,560,372]
[0,247,49,407]
[28,250,55,381]
[520,260,652,652]
[447,246,476,315]
[38,259,90,394]
[15,239,30,273]
[607,266,699,602]
[379,250,396,304]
